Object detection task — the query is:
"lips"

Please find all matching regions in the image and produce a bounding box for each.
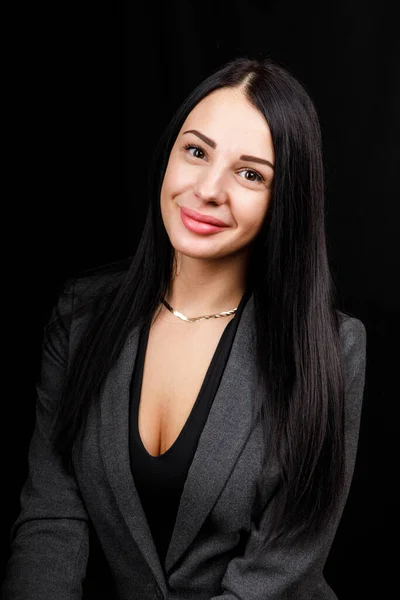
[180,206,228,227]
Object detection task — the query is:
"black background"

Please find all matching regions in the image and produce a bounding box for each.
[2,1,399,597]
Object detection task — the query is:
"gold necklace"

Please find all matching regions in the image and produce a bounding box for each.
[160,298,238,323]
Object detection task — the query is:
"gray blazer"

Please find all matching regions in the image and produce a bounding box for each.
[2,271,367,600]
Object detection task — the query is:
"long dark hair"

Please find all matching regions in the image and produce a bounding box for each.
[52,56,346,547]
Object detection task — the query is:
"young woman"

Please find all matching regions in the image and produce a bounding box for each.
[3,57,367,599]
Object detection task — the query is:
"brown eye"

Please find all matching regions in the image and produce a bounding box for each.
[184,144,206,160]
[238,169,264,183]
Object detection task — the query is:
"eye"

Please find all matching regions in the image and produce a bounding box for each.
[183,143,206,160]
[237,169,265,184]
[182,145,266,185]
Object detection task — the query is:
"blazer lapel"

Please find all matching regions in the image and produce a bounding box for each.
[164,294,259,575]
[99,293,259,589]
[99,325,168,593]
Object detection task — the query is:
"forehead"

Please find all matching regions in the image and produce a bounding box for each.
[179,87,273,151]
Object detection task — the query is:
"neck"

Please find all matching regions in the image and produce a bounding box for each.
[164,252,248,316]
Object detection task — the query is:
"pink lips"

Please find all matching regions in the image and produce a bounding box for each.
[180,207,229,235]
[180,206,228,227]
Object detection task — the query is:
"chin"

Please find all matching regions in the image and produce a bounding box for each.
[171,243,221,260]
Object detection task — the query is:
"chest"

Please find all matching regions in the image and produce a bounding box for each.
[137,313,235,457]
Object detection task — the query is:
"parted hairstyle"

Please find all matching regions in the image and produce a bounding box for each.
[51,56,347,548]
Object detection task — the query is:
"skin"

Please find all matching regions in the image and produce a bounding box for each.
[159,85,275,319]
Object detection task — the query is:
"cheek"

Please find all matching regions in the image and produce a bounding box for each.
[237,195,270,234]
[160,169,176,214]
[161,158,193,201]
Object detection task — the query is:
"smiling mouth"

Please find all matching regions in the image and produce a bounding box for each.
[180,208,229,235]
[180,206,228,227]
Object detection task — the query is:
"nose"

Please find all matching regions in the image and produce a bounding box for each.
[193,164,229,204]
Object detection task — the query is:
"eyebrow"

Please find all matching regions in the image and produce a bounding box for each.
[183,129,275,170]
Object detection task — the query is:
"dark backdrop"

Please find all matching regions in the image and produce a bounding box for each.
[2,1,398,598]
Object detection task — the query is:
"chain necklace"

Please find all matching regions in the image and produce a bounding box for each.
[160,298,238,323]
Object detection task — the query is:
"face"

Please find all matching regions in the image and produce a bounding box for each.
[160,87,275,264]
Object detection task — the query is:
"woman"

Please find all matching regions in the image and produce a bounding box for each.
[3,57,367,599]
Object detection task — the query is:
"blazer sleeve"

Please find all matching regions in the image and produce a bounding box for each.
[209,316,367,600]
[2,279,90,600]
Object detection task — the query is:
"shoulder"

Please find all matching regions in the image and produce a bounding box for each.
[337,311,367,375]
[50,256,132,329]
[337,310,367,353]
[72,256,132,307]
[336,310,367,410]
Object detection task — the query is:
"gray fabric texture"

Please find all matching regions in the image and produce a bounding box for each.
[2,271,367,599]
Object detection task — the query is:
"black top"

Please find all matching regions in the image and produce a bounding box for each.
[129,288,253,570]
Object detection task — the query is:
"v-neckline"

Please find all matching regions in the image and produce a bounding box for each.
[133,315,236,460]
